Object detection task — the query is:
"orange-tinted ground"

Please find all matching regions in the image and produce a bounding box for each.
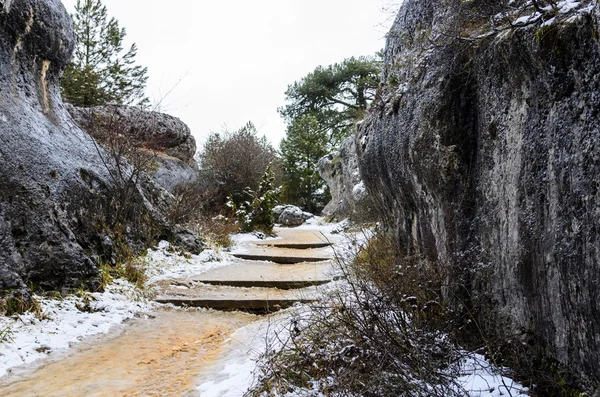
[0,309,257,397]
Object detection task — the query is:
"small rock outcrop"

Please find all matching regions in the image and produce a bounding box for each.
[0,0,200,299]
[317,135,373,221]
[66,104,197,165]
[358,0,600,390]
[274,205,313,227]
[67,104,199,192]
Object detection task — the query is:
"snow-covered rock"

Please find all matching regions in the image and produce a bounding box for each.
[274,205,313,227]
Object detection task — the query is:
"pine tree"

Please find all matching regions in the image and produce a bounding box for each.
[228,164,280,235]
[279,56,381,146]
[280,115,330,213]
[278,55,381,212]
[61,0,149,107]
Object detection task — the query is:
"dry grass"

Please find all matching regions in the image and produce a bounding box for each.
[189,215,239,249]
[1,295,47,319]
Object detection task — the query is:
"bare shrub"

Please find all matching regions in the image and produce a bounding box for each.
[164,180,210,226]
[189,215,239,249]
[86,108,160,230]
[249,230,465,396]
[197,122,281,211]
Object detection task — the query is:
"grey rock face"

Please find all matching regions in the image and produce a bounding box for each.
[0,0,201,297]
[152,157,198,193]
[317,135,373,221]
[66,104,199,192]
[359,0,600,390]
[67,104,197,165]
[274,205,313,227]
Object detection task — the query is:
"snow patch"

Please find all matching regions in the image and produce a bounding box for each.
[0,280,151,378]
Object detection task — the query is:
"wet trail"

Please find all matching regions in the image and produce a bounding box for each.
[0,226,339,396]
[0,309,257,397]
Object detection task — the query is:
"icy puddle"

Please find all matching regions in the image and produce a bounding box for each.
[0,308,258,397]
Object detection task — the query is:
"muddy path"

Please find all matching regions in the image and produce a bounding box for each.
[0,225,340,396]
[0,309,258,397]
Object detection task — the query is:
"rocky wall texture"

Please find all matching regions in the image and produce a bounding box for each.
[67,104,199,192]
[66,104,197,166]
[317,135,374,221]
[0,0,200,299]
[358,0,600,391]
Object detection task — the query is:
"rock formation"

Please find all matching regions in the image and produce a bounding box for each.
[358,0,600,391]
[273,205,313,227]
[317,135,373,221]
[0,0,200,301]
[67,104,199,192]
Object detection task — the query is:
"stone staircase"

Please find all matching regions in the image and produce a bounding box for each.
[155,227,340,313]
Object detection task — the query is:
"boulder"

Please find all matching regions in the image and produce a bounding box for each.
[66,104,197,165]
[66,104,199,193]
[358,0,600,390]
[274,205,313,227]
[0,0,201,298]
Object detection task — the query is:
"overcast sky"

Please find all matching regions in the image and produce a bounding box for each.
[60,0,398,148]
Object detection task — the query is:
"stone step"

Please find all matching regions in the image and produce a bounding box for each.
[256,242,332,249]
[189,261,338,290]
[231,253,330,264]
[194,279,331,289]
[154,297,315,313]
[155,284,320,314]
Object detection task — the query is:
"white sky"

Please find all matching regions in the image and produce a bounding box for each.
[60,0,398,148]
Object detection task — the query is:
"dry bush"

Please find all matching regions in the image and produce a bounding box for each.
[249,230,465,396]
[118,257,148,289]
[197,122,281,211]
[86,108,160,230]
[99,255,147,290]
[165,180,211,226]
[189,215,239,249]
[163,180,240,248]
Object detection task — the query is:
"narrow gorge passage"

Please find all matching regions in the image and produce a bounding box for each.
[0,226,341,396]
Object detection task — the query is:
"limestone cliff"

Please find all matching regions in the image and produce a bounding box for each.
[67,104,199,192]
[317,135,373,221]
[359,0,600,390]
[0,0,200,299]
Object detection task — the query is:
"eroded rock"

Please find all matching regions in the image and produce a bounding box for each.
[0,0,201,297]
[317,135,374,221]
[359,0,600,390]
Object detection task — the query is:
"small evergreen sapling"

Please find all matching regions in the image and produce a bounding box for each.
[227,164,280,235]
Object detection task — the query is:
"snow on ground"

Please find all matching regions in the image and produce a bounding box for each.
[0,239,232,380]
[0,279,151,378]
[145,240,230,283]
[455,354,529,396]
[196,310,295,397]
